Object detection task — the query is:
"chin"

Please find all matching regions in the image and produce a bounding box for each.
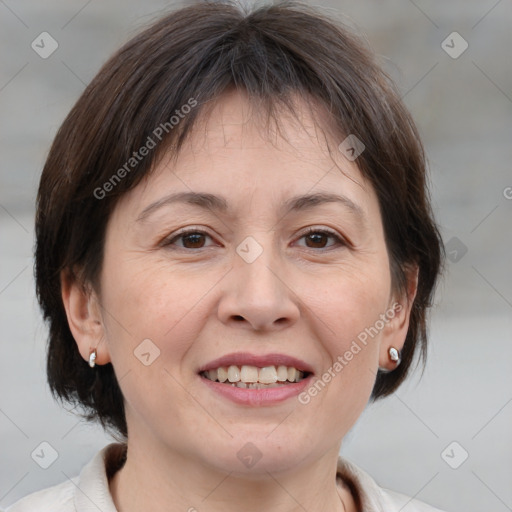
[197,431,312,477]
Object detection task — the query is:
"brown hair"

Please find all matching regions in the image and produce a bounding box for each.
[35,0,444,439]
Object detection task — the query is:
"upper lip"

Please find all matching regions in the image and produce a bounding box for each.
[198,352,314,374]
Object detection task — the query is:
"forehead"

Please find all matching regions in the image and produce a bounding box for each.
[116,89,377,221]
[183,89,345,166]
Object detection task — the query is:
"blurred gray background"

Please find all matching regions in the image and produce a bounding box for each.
[1,1,511,511]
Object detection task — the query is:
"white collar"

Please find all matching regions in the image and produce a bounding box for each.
[71,442,432,512]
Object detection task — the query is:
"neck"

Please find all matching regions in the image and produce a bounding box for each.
[109,438,356,512]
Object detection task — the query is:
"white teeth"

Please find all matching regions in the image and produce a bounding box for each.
[217,366,228,382]
[259,366,277,384]
[276,365,288,382]
[230,382,284,389]
[241,365,259,383]
[202,364,307,384]
[227,365,241,382]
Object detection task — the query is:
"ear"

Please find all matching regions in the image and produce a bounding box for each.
[378,264,419,370]
[61,269,111,366]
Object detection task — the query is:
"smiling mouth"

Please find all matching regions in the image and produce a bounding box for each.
[199,364,311,389]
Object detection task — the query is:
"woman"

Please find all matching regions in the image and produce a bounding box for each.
[8,1,446,510]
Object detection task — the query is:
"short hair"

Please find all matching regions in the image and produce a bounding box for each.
[35,0,444,439]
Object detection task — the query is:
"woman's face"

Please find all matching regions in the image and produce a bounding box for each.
[71,90,412,474]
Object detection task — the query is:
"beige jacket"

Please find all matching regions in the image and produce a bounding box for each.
[6,443,446,511]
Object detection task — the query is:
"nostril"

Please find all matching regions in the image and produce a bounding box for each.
[233,315,245,321]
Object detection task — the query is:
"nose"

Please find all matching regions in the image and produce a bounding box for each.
[217,245,300,332]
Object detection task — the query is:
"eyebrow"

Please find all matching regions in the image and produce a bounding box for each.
[136,191,365,223]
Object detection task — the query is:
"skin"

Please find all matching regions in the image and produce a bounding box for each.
[62,89,417,512]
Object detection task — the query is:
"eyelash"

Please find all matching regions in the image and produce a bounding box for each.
[163,227,346,251]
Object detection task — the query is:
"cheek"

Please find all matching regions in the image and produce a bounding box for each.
[97,258,205,420]
[103,250,172,318]
[290,267,391,448]
[305,257,391,396]
[307,257,391,344]
[99,255,217,364]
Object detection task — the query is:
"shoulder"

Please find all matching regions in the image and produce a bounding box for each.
[5,478,76,512]
[5,443,125,512]
[337,456,448,512]
[379,487,447,512]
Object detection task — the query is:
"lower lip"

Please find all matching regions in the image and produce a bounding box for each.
[200,374,313,406]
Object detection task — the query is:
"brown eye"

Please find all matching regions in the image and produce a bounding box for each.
[297,229,345,250]
[304,232,329,248]
[165,230,213,249]
[181,232,207,248]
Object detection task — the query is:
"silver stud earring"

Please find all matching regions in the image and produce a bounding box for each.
[388,347,401,366]
[88,349,97,368]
